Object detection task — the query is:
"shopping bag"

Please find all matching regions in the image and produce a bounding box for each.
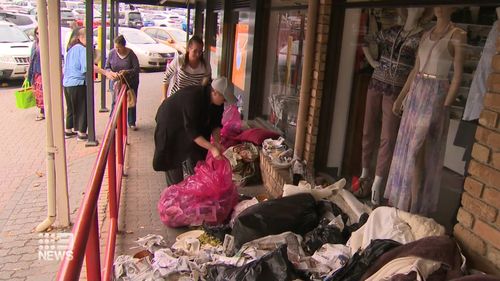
[15,79,36,109]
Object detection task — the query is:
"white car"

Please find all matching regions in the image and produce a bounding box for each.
[141,26,188,54]
[0,12,37,31]
[0,22,32,80]
[94,27,177,69]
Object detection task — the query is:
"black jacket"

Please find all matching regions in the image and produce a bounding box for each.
[153,85,223,171]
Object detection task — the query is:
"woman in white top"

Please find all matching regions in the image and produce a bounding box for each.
[162,35,211,99]
[386,6,466,216]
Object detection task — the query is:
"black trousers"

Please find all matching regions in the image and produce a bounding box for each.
[64,85,87,133]
[164,158,196,186]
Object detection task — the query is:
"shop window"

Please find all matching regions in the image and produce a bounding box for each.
[209,11,224,79]
[331,5,497,220]
[261,9,307,143]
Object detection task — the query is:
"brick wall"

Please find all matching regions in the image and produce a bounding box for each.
[453,31,500,275]
[303,0,331,166]
[260,0,330,196]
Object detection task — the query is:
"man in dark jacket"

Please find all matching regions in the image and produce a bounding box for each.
[153,77,237,185]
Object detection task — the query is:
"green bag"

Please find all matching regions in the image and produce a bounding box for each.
[15,79,36,109]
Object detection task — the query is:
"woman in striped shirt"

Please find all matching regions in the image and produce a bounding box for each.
[162,35,211,99]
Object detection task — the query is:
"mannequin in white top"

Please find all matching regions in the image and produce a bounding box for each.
[359,8,426,206]
[393,7,466,115]
[385,6,466,215]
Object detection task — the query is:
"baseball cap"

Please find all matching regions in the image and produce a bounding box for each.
[211,77,237,104]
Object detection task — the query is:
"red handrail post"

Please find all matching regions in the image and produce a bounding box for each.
[108,134,117,219]
[85,207,102,281]
[103,134,117,281]
[122,94,128,145]
[116,109,123,166]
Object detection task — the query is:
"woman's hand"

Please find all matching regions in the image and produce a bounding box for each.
[209,145,221,159]
[106,71,118,80]
[392,97,404,117]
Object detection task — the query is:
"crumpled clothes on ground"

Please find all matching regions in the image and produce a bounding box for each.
[113,254,162,281]
[239,231,307,268]
[325,187,372,226]
[360,236,466,281]
[325,239,402,281]
[205,244,304,281]
[136,234,168,253]
[311,244,351,277]
[364,256,442,281]
[223,142,259,186]
[347,207,445,255]
[283,178,346,201]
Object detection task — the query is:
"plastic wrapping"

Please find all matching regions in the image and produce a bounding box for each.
[231,193,319,250]
[303,218,345,255]
[157,156,239,227]
[324,239,402,281]
[220,105,243,149]
[205,245,302,281]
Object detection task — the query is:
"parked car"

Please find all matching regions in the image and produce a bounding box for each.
[0,22,32,80]
[23,26,72,56]
[141,26,188,54]
[0,12,36,31]
[94,27,177,69]
[60,8,76,27]
[119,11,143,29]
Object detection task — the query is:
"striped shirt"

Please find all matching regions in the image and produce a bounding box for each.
[163,54,211,97]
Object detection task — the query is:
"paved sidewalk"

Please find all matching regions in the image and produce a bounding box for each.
[0,77,109,280]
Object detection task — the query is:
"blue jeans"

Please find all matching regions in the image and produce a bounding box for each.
[110,80,138,126]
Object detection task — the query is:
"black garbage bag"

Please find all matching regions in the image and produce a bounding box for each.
[231,193,319,250]
[325,239,402,281]
[316,200,349,224]
[205,244,303,281]
[343,212,369,240]
[303,218,345,255]
[316,200,369,241]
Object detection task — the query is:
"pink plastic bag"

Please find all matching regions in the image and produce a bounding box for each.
[220,105,242,149]
[157,155,239,228]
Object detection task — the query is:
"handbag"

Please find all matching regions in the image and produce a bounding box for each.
[15,79,36,109]
[117,72,136,108]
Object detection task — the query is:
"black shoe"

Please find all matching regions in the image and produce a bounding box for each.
[65,131,77,139]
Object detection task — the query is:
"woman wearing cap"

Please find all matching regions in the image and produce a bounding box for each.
[153,77,237,185]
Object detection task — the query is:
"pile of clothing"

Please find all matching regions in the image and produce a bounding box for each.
[117,183,499,281]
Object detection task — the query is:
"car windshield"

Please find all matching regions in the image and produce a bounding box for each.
[128,12,141,21]
[168,29,187,43]
[121,29,155,44]
[0,26,30,43]
[0,13,33,26]
[61,10,73,18]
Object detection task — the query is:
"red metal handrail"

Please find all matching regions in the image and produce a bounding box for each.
[56,84,129,281]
